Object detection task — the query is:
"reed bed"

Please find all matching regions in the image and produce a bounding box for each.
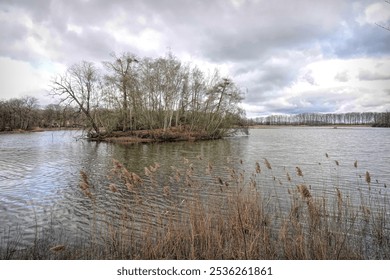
[1,155,389,260]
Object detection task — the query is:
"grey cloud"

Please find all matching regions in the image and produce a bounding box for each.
[358,69,390,81]
[198,1,346,63]
[1,0,389,116]
[235,49,319,109]
[332,23,390,58]
[0,0,366,64]
[59,29,116,64]
[303,71,316,85]
[0,20,29,60]
[335,71,350,82]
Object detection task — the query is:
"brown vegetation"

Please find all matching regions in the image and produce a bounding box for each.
[2,155,388,260]
[98,127,219,144]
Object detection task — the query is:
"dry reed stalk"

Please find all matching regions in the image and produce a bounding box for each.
[264,158,272,170]
[336,188,343,207]
[207,162,213,173]
[144,166,151,176]
[79,170,90,190]
[163,186,170,197]
[57,158,390,260]
[50,245,65,252]
[297,184,311,199]
[109,183,118,193]
[286,172,291,182]
[361,205,371,216]
[125,182,134,192]
[255,162,261,174]
[79,170,95,199]
[296,167,303,177]
[365,171,371,185]
[131,172,143,184]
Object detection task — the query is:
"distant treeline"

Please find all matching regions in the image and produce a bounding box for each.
[250,112,390,127]
[0,97,84,131]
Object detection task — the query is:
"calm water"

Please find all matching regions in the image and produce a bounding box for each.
[1,127,389,247]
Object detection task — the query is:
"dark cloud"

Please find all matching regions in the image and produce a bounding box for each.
[187,0,348,62]
[0,0,389,115]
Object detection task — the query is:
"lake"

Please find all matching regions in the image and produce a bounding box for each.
[1,127,389,249]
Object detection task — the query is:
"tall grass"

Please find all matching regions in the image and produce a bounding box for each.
[1,155,389,259]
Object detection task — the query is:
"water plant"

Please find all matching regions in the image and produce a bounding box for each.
[1,156,389,260]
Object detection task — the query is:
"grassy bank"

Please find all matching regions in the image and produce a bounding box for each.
[1,157,389,260]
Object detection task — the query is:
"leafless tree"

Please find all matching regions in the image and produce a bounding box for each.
[50,61,102,135]
[103,52,139,131]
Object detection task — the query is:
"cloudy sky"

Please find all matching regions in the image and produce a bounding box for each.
[1,0,389,117]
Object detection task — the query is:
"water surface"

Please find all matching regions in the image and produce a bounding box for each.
[1,127,389,247]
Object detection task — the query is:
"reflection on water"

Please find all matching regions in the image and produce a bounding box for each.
[0,127,389,248]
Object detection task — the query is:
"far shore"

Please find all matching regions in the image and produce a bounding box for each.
[0,126,223,143]
[248,124,373,129]
[0,127,81,135]
[0,123,378,140]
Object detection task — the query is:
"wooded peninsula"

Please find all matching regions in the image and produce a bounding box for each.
[1,52,247,141]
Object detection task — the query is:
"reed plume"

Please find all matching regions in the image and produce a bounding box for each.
[79,170,90,191]
[144,166,151,176]
[255,162,261,174]
[264,158,272,170]
[50,245,65,253]
[365,171,371,185]
[79,170,94,199]
[296,166,303,177]
[109,183,118,193]
[12,157,386,260]
[297,184,311,199]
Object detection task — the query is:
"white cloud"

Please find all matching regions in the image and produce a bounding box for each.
[0,57,64,102]
[67,23,83,35]
[104,12,164,53]
[358,1,390,25]
[335,71,350,82]
[231,0,246,9]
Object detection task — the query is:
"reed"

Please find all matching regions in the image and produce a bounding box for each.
[1,156,389,260]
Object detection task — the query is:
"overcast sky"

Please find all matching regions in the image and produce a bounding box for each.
[1,0,389,117]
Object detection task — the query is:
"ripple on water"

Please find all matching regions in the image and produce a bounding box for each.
[1,128,389,248]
